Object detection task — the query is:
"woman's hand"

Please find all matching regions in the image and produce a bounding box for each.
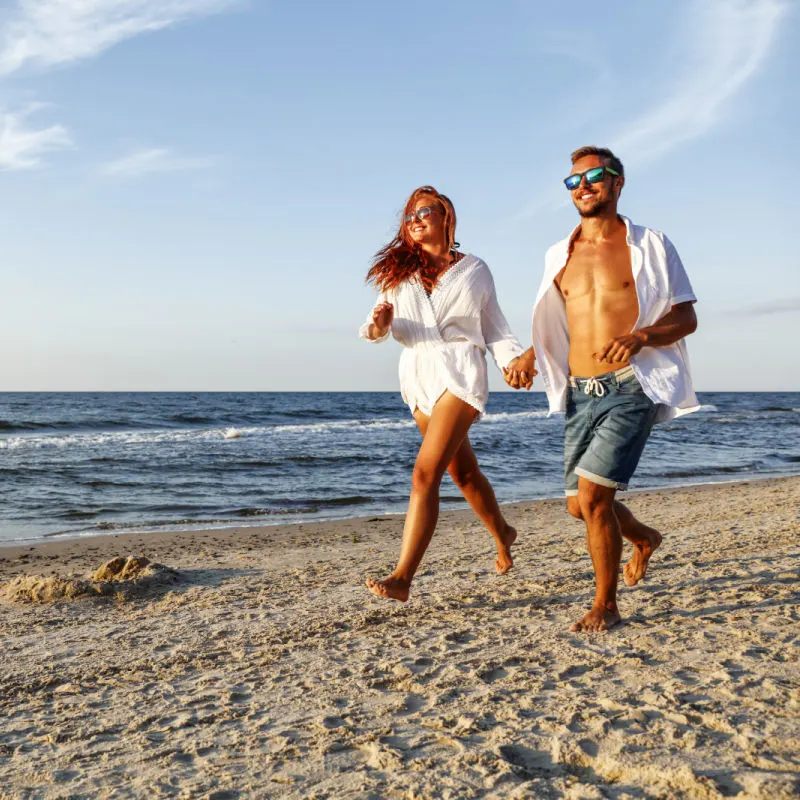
[369,302,394,339]
[503,348,537,390]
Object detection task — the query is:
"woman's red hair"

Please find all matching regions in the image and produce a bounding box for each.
[366,186,458,293]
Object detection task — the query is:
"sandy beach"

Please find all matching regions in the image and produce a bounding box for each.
[1,477,798,799]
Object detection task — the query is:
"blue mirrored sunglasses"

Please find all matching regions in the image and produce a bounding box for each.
[564,166,620,191]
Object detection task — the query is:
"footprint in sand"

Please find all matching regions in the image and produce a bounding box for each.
[399,694,426,714]
[478,666,507,684]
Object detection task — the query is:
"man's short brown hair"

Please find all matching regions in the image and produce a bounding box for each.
[570,146,624,177]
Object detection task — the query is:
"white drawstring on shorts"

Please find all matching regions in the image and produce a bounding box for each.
[583,377,606,398]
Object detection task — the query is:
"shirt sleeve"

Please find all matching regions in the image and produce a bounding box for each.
[481,269,524,369]
[664,235,697,306]
[358,292,390,343]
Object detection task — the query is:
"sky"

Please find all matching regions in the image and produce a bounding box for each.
[0,0,798,392]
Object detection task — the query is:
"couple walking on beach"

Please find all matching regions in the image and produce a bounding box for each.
[359,146,698,632]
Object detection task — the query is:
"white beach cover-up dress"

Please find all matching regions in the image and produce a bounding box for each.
[359,254,524,417]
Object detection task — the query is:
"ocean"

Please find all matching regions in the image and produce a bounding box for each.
[0,391,798,544]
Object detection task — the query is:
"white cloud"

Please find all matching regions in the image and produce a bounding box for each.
[0,1,236,170]
[513,0,787,223]
[0,104,71,169]
[101,147,214,178]
[0,0,237,76]
[732,297,800,316]
[614,0,786,165]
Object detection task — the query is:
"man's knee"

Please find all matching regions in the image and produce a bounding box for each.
[566,496,583,520]
[578,485,615,521]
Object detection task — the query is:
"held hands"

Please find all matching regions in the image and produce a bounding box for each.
[370,302,394,339]
[503,348,537,390]
[593,331,647,364]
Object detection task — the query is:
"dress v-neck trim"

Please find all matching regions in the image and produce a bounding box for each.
[427,253,476,297]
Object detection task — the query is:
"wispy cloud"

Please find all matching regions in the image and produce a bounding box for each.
[614,0,786,165]
[101,147,214,178]
[0,0,237,76]
[0,1,237,170]
[512,0,787,223]
[0,103,71,169]
[730,297,800,316]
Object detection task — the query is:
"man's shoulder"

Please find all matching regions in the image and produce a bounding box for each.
[544,230,575,264]
[625,217,670,247]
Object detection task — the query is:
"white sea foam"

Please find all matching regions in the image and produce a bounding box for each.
[0,410,552,452]
[699,404,718,412]
[482,410,551,424]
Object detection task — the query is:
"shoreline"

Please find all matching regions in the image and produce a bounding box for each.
[2,470,798,551]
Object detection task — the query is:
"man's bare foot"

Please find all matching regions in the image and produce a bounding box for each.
[569,605,621,633]
[366,575,410,602]
[623,528,662,586]
[495,525,517,575]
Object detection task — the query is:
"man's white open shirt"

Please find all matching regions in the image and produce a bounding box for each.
[532,215,699,424]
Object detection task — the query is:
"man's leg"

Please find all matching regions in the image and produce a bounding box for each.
[569,495,663,591]
[570,477,622,632]
[614,501,662,586]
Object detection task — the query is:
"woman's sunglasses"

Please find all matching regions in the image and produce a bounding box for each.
[404,206,433,224]
[563,166,620,191]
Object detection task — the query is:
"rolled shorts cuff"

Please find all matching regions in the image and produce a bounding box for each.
[574,467,628,491]
[565,489,579,497]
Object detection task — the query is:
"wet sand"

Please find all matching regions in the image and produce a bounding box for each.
[1,477,798,799]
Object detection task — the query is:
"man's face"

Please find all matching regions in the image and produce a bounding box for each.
[567,155,623,218]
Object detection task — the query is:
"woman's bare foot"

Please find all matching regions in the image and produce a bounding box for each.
[365,575,410,602]
[495,525,517,575]
[623,528,662,586]
[569,605,621,633]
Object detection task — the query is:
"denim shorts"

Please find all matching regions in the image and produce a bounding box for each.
[564,366,659,496]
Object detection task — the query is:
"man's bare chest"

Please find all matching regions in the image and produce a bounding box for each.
[557,244,634,302]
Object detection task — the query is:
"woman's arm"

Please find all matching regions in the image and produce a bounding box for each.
[358,298,394,342]
[480,270,525,368]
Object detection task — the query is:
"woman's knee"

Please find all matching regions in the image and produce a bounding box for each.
[411,463,443,494]
[448,462,479,489]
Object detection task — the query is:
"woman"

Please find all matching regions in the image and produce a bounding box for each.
[360,186,533,601]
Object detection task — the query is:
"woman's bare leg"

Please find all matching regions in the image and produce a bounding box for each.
[446,438,517,574]
[408,414,516,573]
[366,392,478,601]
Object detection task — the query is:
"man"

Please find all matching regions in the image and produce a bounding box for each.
[508,146,698,632]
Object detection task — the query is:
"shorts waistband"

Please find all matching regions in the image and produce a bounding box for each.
[569,365,635,388]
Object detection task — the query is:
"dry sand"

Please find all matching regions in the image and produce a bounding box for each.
[0,477,798,799]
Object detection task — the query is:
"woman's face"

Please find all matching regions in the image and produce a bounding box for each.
[404,197,446,248]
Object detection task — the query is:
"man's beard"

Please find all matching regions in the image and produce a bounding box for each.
[576,194,612,218]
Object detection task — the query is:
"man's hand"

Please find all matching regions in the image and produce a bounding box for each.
[503,348,537,390]
[594,303,697,363]
[369,302,394,339]
[594,331,646,364]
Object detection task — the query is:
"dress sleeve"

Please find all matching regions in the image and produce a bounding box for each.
[358,292,391,343]
[664,235,697,306]
[481,269,524,369]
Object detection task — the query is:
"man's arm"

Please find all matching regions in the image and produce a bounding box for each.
[594,302,697,364]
